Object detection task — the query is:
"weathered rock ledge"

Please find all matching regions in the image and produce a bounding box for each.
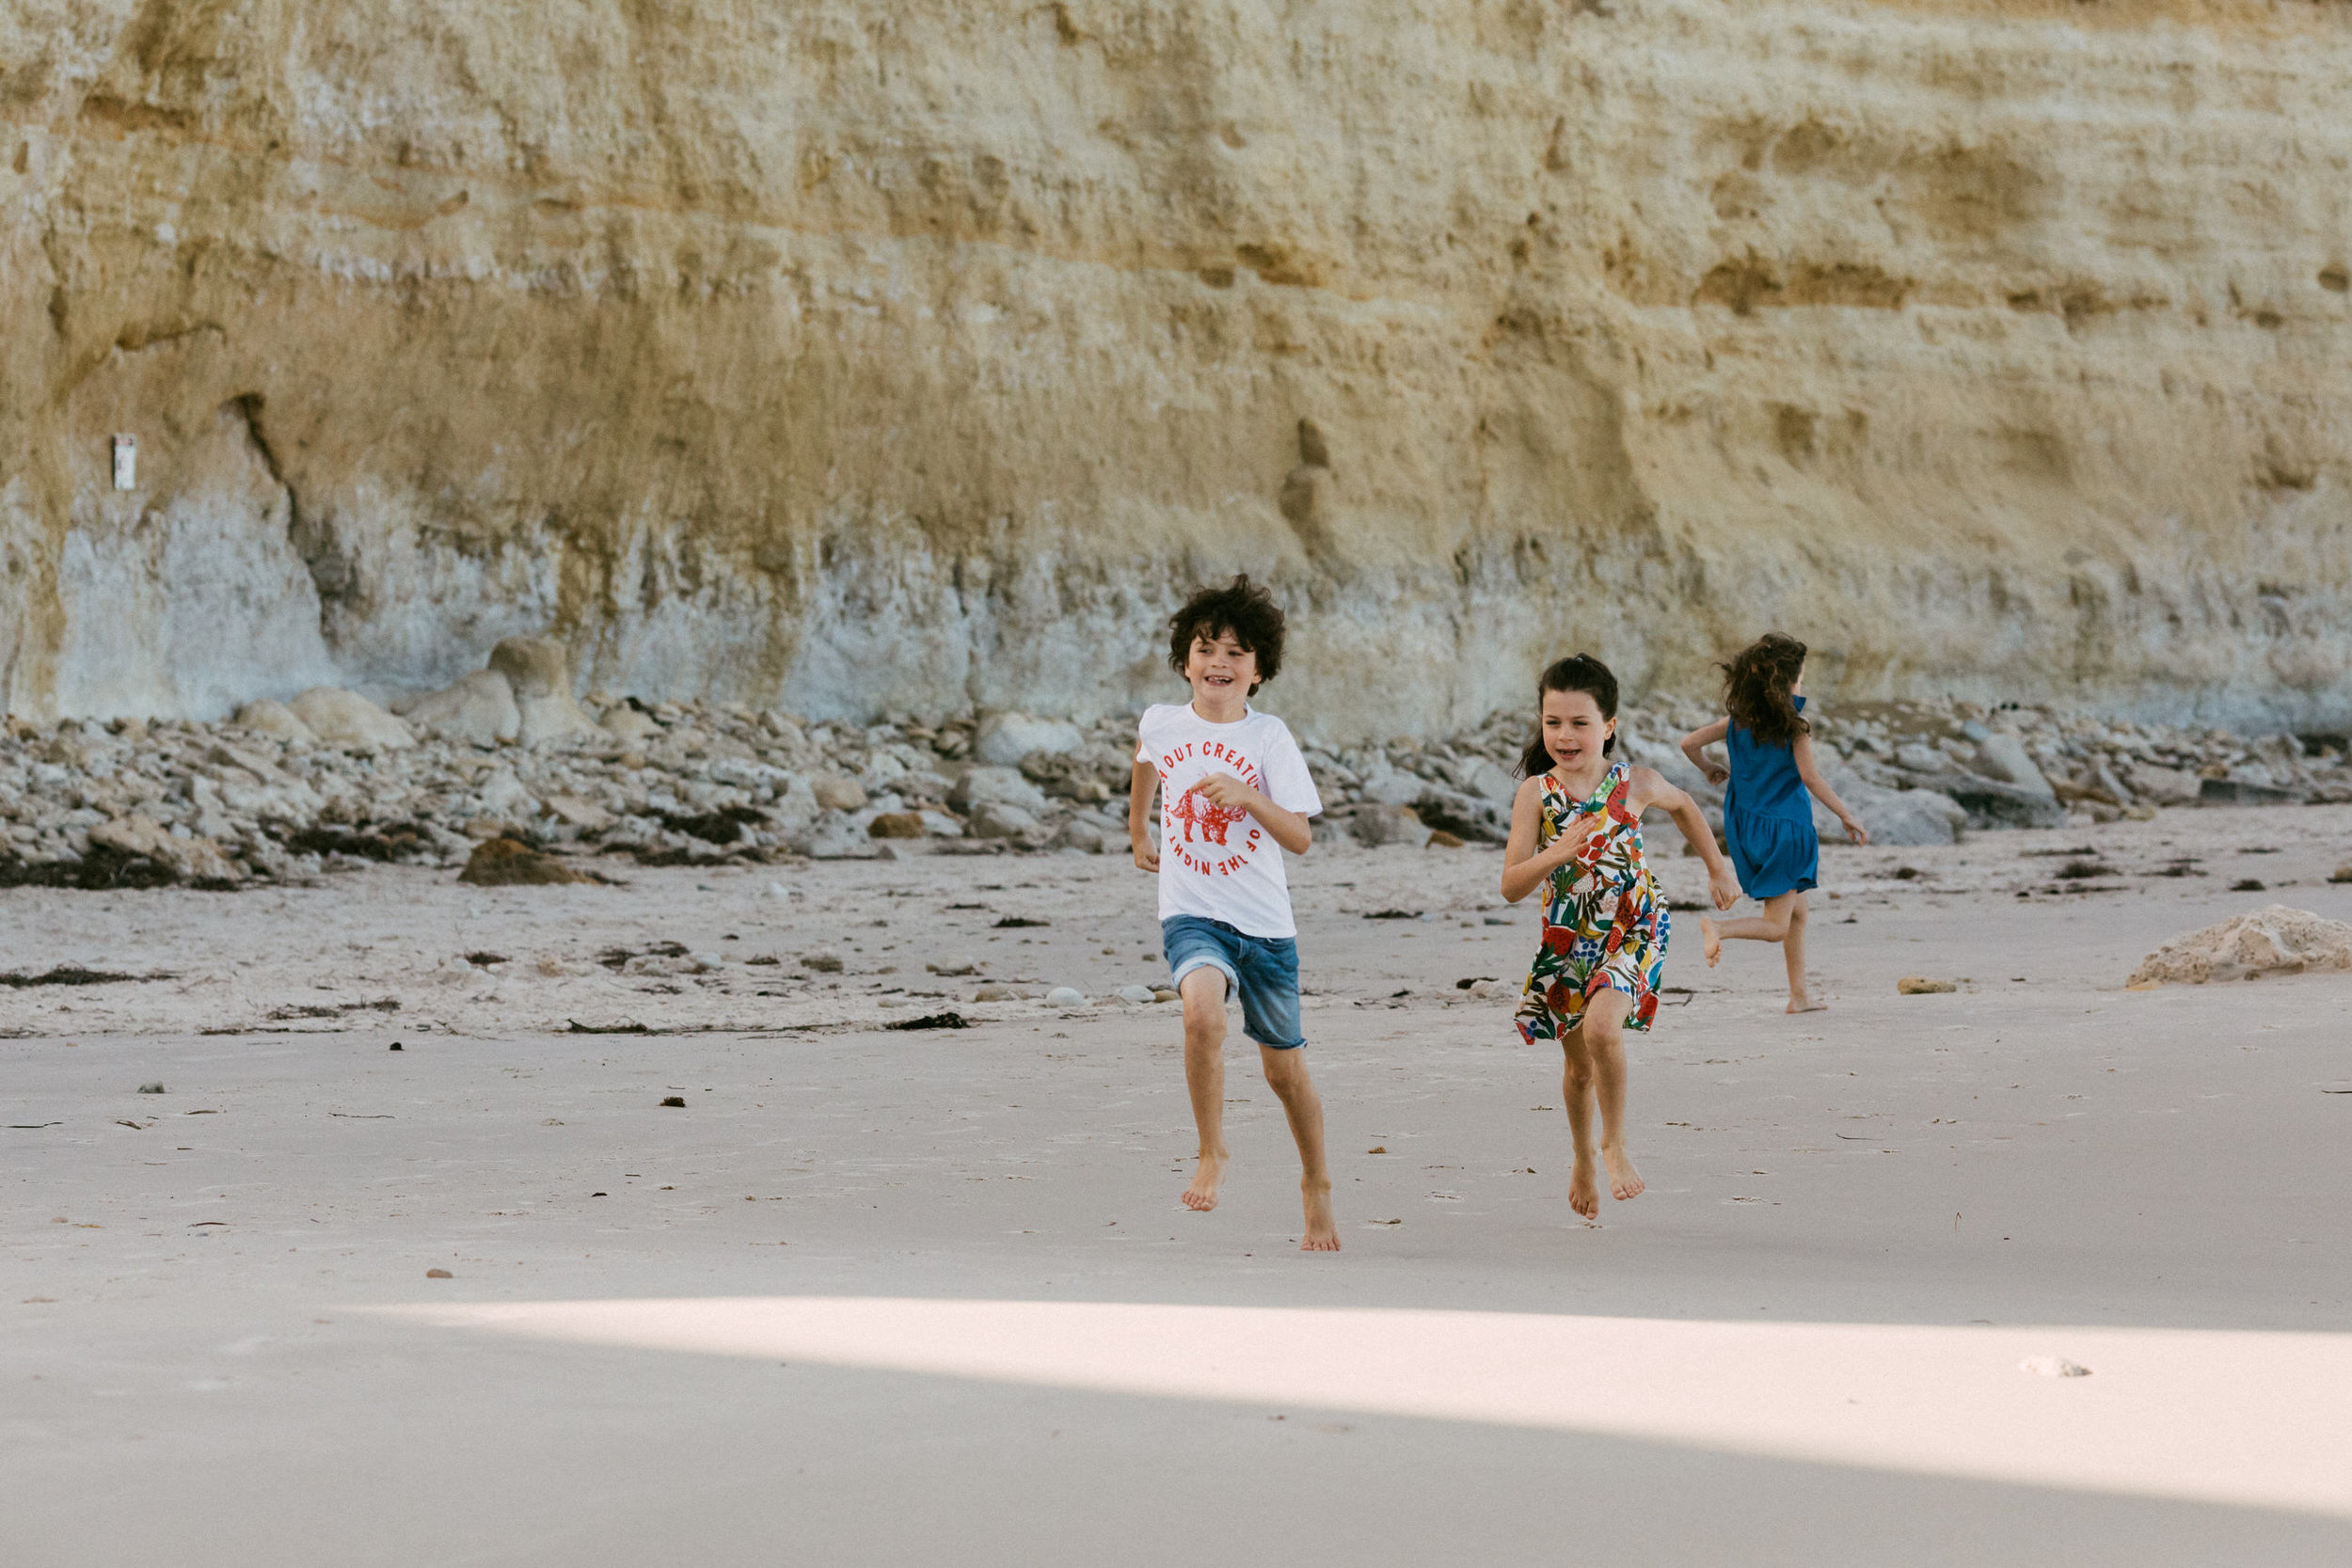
[3,684,2342,889]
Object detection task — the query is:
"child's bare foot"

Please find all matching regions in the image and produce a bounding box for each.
[1567,1158,1600,1220]
[1787,993,1827,1014]
[1299,1179,1340,1251]
[1700,917,1723,967]
[1603,1144,1645,1201]
[1182,1148,1226,1212]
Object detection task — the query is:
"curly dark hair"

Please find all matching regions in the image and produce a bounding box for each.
[1166,574,1285,694]
[1518,653,1619,779]
[1722,632,1809,746]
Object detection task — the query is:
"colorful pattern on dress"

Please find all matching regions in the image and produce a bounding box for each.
[1516,761,1671,1039]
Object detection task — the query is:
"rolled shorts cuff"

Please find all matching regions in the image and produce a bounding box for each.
[1169,952,1240,992]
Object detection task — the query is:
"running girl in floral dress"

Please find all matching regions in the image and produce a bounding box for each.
[1502,655,1740,1220]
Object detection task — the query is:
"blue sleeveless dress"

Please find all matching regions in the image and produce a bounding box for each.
[1723,695,1819,899]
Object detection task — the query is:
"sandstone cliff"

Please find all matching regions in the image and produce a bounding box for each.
[4,0,2349,739]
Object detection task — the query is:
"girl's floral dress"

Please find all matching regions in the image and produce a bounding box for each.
[1516,761,1670,1039]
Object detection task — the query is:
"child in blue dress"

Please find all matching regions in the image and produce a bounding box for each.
[1677,633,1868,1013]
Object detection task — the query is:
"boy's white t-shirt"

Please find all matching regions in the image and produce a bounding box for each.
[1136,702,1323,940]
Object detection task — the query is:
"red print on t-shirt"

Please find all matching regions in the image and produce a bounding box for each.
[1168,784,1248,846]
[1156,738,1268,877]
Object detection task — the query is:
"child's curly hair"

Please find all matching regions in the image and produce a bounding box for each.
[1167,574,1285,694]
[1722,632,1809,746]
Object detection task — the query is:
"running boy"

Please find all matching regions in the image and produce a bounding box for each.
[1131,574,1337,1252]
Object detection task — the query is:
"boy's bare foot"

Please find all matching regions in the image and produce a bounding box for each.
[1603,1144,1645,1201]
[1299,1179,1340,1251]
[1182,1148,1226,1212]
[1787,994,1827,1014]
[1700,917,1722,967]
[1567,1158,1600,1220]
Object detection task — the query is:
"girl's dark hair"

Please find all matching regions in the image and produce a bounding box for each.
[1722,632,1809,746]
[1518,653,1619,778]
[1167,574,1285,693]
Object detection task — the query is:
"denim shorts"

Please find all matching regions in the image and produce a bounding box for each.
[1161,915,1305,1050]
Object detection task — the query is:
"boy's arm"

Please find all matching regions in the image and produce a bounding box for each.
[1630,768,1740,911]
[1679,718,1731,784]
[1792,733,1868,845]
[1129,761,1161,871]
[1194,772,1311,855]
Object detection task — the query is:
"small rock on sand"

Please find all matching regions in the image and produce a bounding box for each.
[1897,976,1957,994]
[2125,904,2352,987]
[1114,984,1155,1005]
[456,838,591,886]
[425,1268,453,1278]
[1045,986,1085,1006]
[2018,1355,2090,1378]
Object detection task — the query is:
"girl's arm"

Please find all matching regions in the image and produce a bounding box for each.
[1792,733,1869,846]
[1629,768,1741,911]
[1679,718,1731,785]
[1500,777,1595,903]
[1129,761,1161,871]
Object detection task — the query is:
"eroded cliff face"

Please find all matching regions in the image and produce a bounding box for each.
[3,0,2349,739]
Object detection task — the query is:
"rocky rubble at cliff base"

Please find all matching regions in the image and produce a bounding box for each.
[0,689,2344,889]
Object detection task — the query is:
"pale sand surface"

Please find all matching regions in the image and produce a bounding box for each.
[7,806,2352,1565]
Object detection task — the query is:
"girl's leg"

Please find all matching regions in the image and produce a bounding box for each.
[1581,987,1645,1201]
[1701,892,1797,967]
[1559,1029,1599,1220]
[1783,893,1821,1013]
[1178,966,1231,1211]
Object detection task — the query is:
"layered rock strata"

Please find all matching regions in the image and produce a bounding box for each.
[4,1,2350,736]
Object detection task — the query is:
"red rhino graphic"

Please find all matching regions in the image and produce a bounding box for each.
[1168,784,1250,846]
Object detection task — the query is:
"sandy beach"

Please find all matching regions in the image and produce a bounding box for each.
[8,807,2352,1565]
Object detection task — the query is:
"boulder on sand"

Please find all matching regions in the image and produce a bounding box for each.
[402,669,521,746]
[2127,905,2352,987]
[490,637,602,746]
[974,713,1084,768]
[401,638,599,748]
[288,688,414,752]
[230,699,317,744]
[1971,733,2056,799]
[1813,756,1968,847]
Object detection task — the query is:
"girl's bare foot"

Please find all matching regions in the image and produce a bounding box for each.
[1567,1159,1600,1219]
[1603,1143,1645,1201]
[1182,1148,1226,1212]
[1299,1179,1340,1251]
[1700,917,1723,967]
[1787,994,1827,1014]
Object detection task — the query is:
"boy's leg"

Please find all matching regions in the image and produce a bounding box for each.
[1581,988,1645,1201]
[1783,893,1822,1013]
[1259,1046,1339,1250]
[1178,965,1231,1212]
[1700,892,1795,967]
[1559,1030,1600,1220]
